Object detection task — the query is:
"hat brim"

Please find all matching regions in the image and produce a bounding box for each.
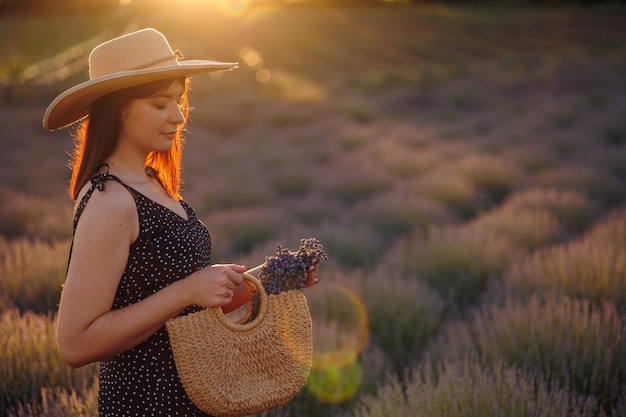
[43,60,238,131]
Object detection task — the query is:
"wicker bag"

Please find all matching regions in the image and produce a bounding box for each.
[166,273,313,417]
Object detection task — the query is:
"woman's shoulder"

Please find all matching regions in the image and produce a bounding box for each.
[73,178,140,244]
[75,179,137,223]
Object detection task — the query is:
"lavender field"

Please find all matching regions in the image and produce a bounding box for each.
[1,2,626,416]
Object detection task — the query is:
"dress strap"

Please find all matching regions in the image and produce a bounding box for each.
[72,163,126,231]
[66,163,128,275]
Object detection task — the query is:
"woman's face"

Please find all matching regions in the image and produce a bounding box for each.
[118,79,186,155]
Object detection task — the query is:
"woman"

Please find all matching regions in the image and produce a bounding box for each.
[44,28,317,416]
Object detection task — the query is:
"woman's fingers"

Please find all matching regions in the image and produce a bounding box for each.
[212,263,245,288]
[305,258,319,287]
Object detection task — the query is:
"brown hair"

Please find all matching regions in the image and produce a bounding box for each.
[68,77,190,201]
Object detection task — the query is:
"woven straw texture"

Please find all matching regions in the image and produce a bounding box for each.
[89,28,177,78]
[166,274,312,417]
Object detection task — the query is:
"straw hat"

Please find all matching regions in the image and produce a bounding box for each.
[43,28,238,131]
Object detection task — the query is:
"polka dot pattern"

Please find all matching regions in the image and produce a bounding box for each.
[73,175,213,416]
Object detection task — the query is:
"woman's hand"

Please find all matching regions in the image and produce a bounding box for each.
[184,264,247,308]
[304,258,320,288]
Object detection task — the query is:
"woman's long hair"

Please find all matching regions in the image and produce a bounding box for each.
[68,77,190,201]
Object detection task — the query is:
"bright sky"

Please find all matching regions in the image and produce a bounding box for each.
[119,0,257,18]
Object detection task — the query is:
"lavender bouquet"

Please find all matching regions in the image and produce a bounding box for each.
[240,238,326,324]
[256,238,328,295]
[247,238,328,295]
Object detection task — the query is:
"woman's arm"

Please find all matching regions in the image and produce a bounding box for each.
[57,182,245,368]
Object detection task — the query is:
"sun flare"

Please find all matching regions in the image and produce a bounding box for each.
[120,0,255,18]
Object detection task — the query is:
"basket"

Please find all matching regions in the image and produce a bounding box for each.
[166,273,313,417]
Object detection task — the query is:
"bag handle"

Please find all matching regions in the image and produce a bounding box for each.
[215,273,268,330]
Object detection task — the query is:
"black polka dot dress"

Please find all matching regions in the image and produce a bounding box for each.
[72,174,213,416]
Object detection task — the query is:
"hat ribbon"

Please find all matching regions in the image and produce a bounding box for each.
[126,50,184,72]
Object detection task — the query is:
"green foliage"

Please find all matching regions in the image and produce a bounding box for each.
[359,271,445,376]
[270,171,314,199]
[505,209,626,308]
[207,207,284,259]
[321,175,391,207]
[0,237,69,314]
[338,134,370,152]
[531,166,625,207]
[0,187,72,241]
[387,225,516,309]
[337,101,377,124]
[454,154,523,203]
[0,309,98,415]
[504,188,601,235]
[426,295,626,412]
[415,170,485,219]
[7,384,98,417]
[350,69,410,94]
[355,358,602,417]
[477,207,562,249]
[285,197,343,226]
[318,224,384,269]
[349,192,456,243]
[470,188,601,250]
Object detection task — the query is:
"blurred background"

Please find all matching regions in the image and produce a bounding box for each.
[1,0,626,416]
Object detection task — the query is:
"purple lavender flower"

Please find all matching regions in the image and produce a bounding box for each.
[258,238,328,295]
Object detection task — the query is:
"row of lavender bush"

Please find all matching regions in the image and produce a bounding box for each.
[2,4,626,416]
